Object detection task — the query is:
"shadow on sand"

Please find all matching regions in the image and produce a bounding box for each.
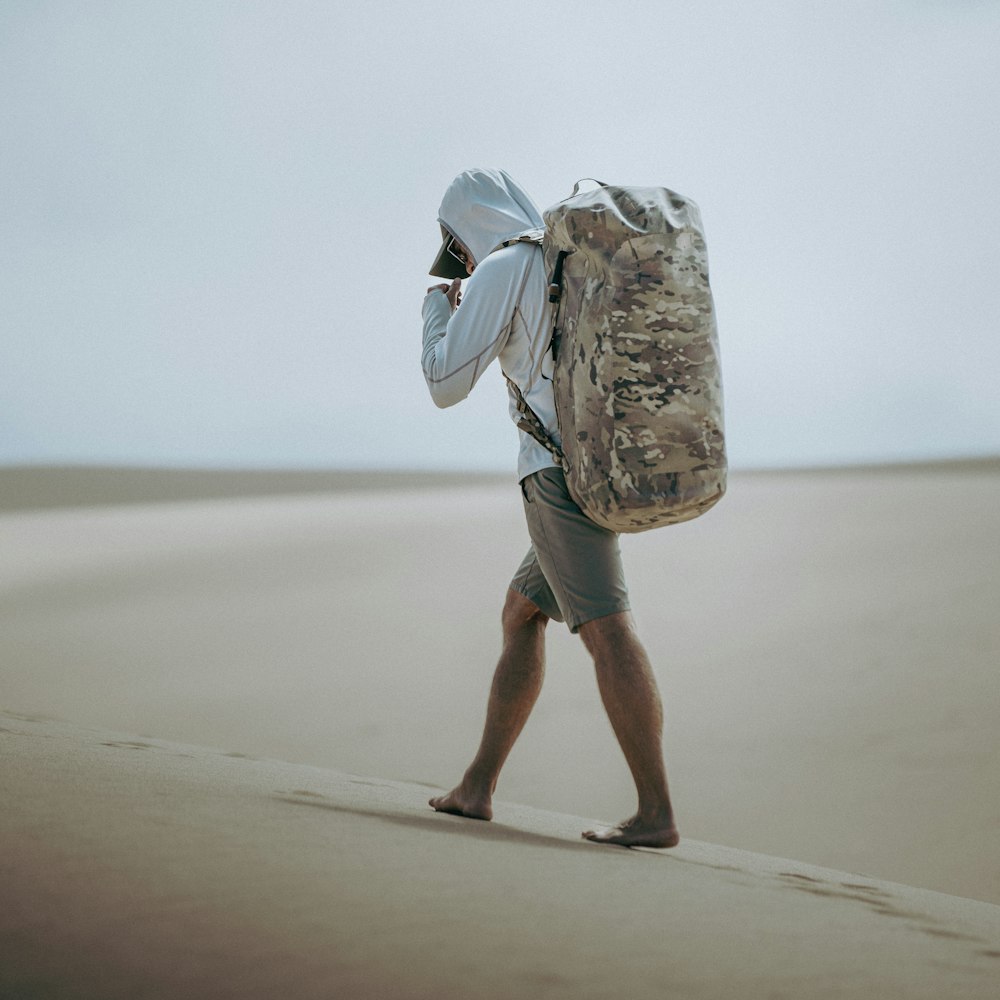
[272,792,632,857]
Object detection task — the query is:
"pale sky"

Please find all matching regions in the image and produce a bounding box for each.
[2,0,998,472]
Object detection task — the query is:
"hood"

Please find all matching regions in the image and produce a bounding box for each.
[434,168,543,274]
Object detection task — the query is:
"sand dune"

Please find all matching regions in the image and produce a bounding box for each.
[0,464,509,511]
[2,464,999,996]
[3,711,999,1000]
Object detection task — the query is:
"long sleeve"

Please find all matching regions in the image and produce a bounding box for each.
[420,247,530,409]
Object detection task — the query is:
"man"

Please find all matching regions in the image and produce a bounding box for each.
[421,168,678,848]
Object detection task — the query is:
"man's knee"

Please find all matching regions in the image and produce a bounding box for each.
[578,610,641,659]
[502,588,549,636]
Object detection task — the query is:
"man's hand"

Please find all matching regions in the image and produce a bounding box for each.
[427,278,462,310]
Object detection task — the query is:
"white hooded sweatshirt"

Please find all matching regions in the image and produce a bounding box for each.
[421,168,561,482]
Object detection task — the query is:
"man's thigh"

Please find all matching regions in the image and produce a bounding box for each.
[515,467,630,633]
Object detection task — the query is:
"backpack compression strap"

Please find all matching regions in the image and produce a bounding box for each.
[503,371,566,469]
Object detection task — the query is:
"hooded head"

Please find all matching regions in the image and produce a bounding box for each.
[429,168,543,279]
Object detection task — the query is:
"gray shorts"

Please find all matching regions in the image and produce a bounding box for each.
[510,467,630,633]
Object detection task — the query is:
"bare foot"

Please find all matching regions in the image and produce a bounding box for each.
[582,814,679,849]
[429,784,493,821]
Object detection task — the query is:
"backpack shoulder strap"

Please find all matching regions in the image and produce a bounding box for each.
[492,229,545,252]
[493,234,566,467]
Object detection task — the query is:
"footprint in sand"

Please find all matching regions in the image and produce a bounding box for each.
[840,882,893,898]
[914,927,984,943]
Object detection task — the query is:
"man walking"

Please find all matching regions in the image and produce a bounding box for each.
[421,168,678,848]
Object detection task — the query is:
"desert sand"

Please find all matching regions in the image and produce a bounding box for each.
[2,463,999,997]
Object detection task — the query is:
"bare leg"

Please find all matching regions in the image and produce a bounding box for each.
[577,611,679,848]
[429,589,548,821]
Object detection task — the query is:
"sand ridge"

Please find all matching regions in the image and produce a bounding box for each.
[3,711,1000,1000]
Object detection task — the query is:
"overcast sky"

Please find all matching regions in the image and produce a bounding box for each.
[2,0,998,472]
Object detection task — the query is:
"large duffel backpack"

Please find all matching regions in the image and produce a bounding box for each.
[507,181,727,533]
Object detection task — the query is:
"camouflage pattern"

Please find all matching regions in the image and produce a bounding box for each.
[540,184,726,532]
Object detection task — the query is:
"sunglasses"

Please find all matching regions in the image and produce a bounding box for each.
[446,235,471,268]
